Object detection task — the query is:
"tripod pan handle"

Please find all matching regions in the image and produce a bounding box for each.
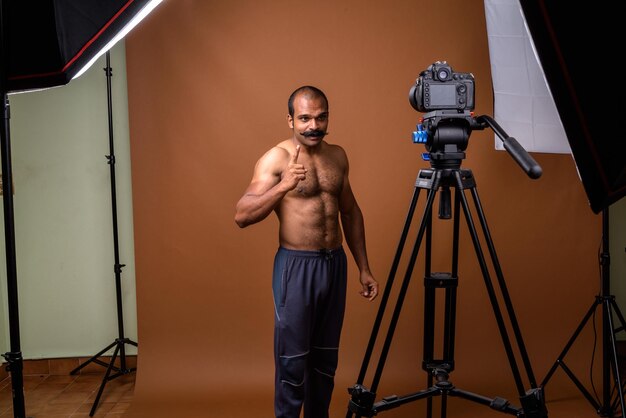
[503,137,542,179]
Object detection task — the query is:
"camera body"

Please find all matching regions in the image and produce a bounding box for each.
[410,61,475,112]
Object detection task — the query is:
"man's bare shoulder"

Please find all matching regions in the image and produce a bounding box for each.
[323,142,349,165]
[256,142,291,169]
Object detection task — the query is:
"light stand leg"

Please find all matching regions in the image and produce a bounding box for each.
[69,51,137,417]
[540,300,600,409]
[90,344,121,417]
[609,298,626,414]
[542,208,625,417]
[604,298,625,416]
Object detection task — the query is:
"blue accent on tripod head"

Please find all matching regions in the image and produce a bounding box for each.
[422,153,430,161]
[412,123,428,144]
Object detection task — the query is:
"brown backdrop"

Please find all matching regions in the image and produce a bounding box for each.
[123,0,600,416]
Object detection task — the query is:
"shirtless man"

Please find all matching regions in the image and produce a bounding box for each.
[235,86,378,418]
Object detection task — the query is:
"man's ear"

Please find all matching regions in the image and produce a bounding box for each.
[286,114,294,129]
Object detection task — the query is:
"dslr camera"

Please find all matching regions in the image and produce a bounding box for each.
[409,61,475,112]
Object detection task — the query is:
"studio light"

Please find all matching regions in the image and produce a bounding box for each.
[520,1,626,416]
[5,0,163,92]
[72,0,163,81]
[1,1,163,417]
[519,0,625,214]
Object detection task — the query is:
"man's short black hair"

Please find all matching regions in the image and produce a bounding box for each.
[288,86,329,117]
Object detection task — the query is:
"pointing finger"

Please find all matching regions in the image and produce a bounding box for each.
[291,145,300,164]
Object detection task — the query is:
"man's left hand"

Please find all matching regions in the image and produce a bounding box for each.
[359,272,378,301]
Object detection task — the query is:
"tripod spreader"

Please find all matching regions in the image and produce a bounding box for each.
[348,380,546,418]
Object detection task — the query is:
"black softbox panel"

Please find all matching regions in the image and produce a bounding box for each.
[519,1,626,213]
[5,0,154,92]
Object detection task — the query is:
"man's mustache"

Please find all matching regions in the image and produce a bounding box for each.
[301,130,327,138]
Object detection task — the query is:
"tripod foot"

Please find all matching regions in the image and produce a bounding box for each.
[347,384,376,417]
[520,388,548,418]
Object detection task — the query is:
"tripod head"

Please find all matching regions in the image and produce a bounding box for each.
[409,61,542,179]
[412,110,543,179]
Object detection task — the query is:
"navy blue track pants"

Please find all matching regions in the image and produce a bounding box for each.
[272,246,348,418]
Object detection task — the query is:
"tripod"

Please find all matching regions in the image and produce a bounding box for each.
[347,112,547,418]
[541,207,626,417]
[69,51,138,417]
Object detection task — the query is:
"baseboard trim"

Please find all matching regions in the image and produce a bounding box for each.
[0,355,137,381]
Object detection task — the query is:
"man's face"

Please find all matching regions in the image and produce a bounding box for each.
[287,94,329,148]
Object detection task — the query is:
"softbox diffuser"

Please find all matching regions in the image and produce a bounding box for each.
[519,0,626,213]
[5,0,158,92]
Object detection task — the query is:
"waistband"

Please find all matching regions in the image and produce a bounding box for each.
[277,246,344,258]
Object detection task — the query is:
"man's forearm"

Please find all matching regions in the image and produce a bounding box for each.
[235,184,288,228]
[341,207,372,274]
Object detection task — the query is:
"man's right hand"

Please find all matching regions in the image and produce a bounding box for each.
[282,145,307,191]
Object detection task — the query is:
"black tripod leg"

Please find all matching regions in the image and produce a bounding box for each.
[354,185,422,383]
[468,185,539,388]
[368,184,439,394]
[347,185,423,418]
[427,373,434,418]
[348,170,443,418]
[454,174,526,396]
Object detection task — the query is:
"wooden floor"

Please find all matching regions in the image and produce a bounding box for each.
[0,370,619,417]
[0,373,135,418]
[119,391,614,418]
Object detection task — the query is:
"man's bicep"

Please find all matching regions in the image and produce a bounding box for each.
[245,153,282,196]
[244,174,280,196]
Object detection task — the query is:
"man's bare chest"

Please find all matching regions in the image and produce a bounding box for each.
[294,160,343,197]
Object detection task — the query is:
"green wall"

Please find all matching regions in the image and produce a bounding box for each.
[0,42,137,359]
[612,199,626,314]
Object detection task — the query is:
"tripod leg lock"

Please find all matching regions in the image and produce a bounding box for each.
[519,387,548,418]
[489,397,510,411]
[347,384,376,417]
[1,351,23,373]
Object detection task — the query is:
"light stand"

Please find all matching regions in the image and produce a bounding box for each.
[541,207,626,417]
[0,0,26,416]
[347,112,547,418]
[69,51,137,417]
[1,89,27,418]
